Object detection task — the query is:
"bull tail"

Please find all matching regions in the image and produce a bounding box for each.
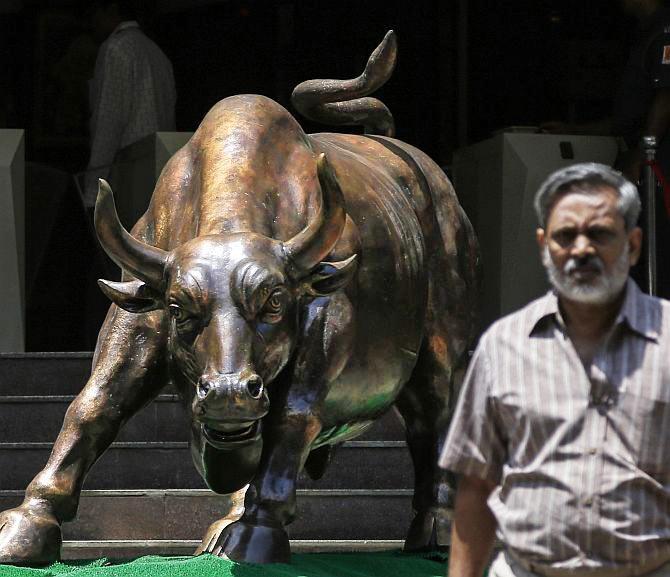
[291,30,397,137]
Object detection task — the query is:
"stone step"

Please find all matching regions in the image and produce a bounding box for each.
[0,441,413,491]
[0,394,187,443]
[0,489,419,541]
[0,353,92,396]
[0,395,406,443]
[60,539,407,559]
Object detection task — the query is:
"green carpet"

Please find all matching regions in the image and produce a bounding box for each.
[0,552,447,577]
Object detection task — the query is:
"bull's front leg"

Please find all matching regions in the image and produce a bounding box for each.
[199,293,354,564]
[206,408,322,563]
[0,306,166,565]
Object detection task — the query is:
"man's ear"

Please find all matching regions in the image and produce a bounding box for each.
[98,279,163,313]
[301,255,358,297]
[536,228,546,251]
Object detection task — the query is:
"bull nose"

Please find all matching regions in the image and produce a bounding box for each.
[243,374,264,399]
[197,372,264,400]
[197,377,212,400]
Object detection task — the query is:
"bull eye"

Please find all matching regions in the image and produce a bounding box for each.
[169,304,185,320]
[268,293,282,311]
[168,304,197,332]
[260,288,288,324]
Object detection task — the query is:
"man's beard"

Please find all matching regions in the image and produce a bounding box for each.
[542,244,630,305]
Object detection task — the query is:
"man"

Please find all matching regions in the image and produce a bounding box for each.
[84,0,176,208]
[440,163,670,577]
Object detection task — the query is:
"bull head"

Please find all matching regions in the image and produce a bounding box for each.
[94,154,357,451]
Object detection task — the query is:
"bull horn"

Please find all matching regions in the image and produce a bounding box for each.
[94,179,168,287]
[283,154,346,276]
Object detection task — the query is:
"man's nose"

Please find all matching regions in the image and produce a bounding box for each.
[570,234,595,256]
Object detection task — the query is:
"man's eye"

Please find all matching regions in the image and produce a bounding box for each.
[552,230,575,246]
[588,228,615,243]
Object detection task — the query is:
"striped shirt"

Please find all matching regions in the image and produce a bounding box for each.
[440,279,670,574]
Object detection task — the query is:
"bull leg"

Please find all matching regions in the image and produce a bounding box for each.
[395,334,468,552]
[0,306,166,565]
[199,293,354,564]
[198,404,321,563]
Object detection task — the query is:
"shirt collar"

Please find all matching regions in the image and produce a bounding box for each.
[528,279,659,341]
[616,279,659,341]
[528,290,561,335]
[113,21,140,34]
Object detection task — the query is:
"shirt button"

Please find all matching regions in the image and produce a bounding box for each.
[583,498,593,507]
[588,448,597,456]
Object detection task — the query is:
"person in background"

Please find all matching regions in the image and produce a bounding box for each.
[613,0,670,182]
[544,0,670,183]
[544,0,670,297]
[440,163,670,577]
[84,0,176,208]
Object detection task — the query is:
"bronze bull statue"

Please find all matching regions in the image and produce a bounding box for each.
[0,31,479,564]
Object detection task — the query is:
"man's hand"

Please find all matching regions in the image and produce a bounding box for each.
[448,475,497,577]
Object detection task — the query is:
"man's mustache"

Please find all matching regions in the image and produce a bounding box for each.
[563,255,604,275]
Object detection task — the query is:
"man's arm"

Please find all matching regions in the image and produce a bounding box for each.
[440,334,503,576]
[448,475,497,577]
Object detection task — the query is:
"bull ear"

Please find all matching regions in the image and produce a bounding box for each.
[302,254,358,297]
[98,279,163,313]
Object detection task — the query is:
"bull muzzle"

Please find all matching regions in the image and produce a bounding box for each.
[193,370,269,449]
[197,372,264,402]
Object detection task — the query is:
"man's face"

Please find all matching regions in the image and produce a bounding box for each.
[536,185,642,305]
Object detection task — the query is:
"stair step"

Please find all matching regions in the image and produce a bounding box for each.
[0,489,419,541]
[0,355,431,551]
[0,395,187,443]
[0,353,92,395]
[0,396,406,443]
[60,539,407,559]
[0,441,413,490]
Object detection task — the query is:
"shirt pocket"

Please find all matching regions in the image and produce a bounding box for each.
[612,390,670,480]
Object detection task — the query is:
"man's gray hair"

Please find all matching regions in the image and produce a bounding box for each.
[534,163,641,230]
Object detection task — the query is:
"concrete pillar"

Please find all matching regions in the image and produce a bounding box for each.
[0,129,25,351]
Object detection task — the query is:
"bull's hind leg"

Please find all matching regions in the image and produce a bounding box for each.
[395,330,470,552]
[384,141,479,551]
[0,306,166,565]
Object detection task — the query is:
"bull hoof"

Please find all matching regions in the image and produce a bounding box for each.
[195,517,238,556]
[0,504,62,566]
[195,489,246,557]
[403,509,449,552]
[199,519,290,564]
